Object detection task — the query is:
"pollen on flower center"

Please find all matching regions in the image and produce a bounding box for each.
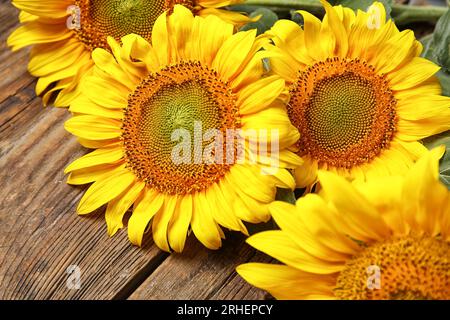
[288,58,398,169]
[334,236,450,300]
[122,61,241,195]
[73,0,195,51]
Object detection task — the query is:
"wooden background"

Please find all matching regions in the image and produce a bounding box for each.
[0,0,270,300]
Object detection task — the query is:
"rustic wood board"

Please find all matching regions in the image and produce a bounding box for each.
[129,233,271,300]
[0,0,267,300]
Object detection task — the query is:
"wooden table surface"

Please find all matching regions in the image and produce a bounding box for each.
[0,0,269,300]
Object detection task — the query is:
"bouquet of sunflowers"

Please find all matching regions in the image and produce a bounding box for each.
[7,0,450,300]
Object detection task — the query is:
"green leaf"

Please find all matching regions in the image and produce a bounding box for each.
[275,187,296,204]
[290,10,304,26]
[421,10,450,96]
[436,70,450,97]
[329,0,393,18]
[431,9,450,73]
[240,8,278,35]
[420,33,434,52]
[423,131,450,188]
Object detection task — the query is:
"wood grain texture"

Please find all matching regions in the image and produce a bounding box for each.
[0,2,168,300]
[0,1,269,300]
[128,233,270,300]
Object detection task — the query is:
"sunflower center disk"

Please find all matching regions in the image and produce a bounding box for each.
[73,0,194,50]
[122,61,241,195]
[289,58,397,169]
[334,236,450,300]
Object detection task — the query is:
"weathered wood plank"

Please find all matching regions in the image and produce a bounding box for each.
[128,233,270,300]
[0,3,35,106]
[208,252,272,300]
[0,1,271,300]
[0,1,171,300]
[1,0,273,301]
[0,99,170,299]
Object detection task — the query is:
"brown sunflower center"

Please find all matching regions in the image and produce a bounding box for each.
[288,58,397,169]
[73,0,195,51]
[334,236,450,300]
[122,61,241,195]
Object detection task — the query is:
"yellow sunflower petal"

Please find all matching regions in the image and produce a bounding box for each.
[372,30,417,74]
[67,163,122,185]
[236,263,335,300]
[81,76,128,109]
[388,57,440,90]
[402,146,446,235]
[209,182,244,231]
[65,115,122,140]
[64,146,123,174]
[152,195,178,252]
[298,10,328,61]
[237,76,285,115]
[120,34,160,73]
[106,181,145,236]
[270,201,351,262]
[77,167,136,214]
[151,10,170,65]
[228,165,276,203]
[7,21,70,51]
[12,0,71,18]
[318,171,391,240]
[91,48,137,90]
[212,29,258,81]
[247,230,344,274]
[128,190,164,247]
[187,14,233,65]
[34,55,89,96]
[191,191,222,250]
[321,0,348,57]
[168,194,192,253]
[295,194,362,255]
[167,5,195,61]
[28,38,85,76]
[19,10,38,23]
[197,7,253,27]
[69,96,124,120]
[293,157,318,188]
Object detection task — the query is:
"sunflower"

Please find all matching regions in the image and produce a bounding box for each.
[63,6,301,252]
[237,147,450,300]
[265,0,450,188]
[7,0,253,107]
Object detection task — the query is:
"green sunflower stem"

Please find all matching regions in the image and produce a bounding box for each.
[239,0,448,25]
[391,4,448,25]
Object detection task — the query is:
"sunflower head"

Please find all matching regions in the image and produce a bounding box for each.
[64,6,301,252]
[265,0,450,187]
[7,0,253,107]
[237,147,450,300]
[72,0,195,51]
[122,61,241,195]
